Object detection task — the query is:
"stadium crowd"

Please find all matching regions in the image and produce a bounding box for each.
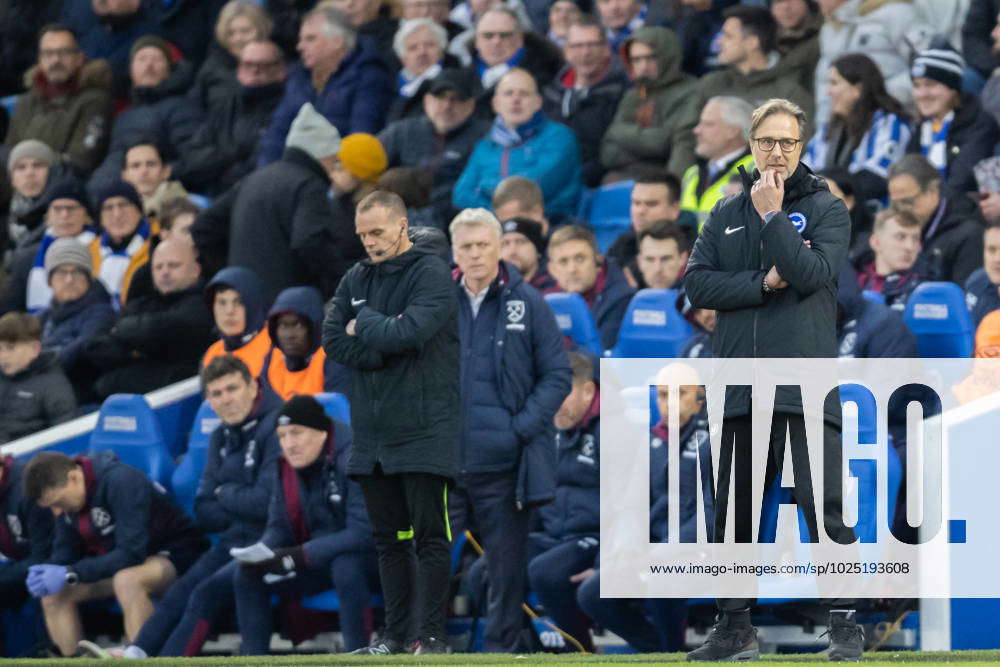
[1,0,1000,658]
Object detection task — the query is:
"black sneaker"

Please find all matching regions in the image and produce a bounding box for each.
[687,613,760,662]
[348,637,407,655]
[826,610,864,662]
[413,636,451,654]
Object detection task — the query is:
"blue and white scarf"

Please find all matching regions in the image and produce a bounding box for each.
[607,3,647,53]
[477,47,524,90]
[26,227,97,313]
[96,219,152,309]
[919,111,954,180]
[489,109,546,148]
[398,63,442,98]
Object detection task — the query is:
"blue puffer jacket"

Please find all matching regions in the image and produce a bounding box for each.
[193,385,283,549]
[965,268,1000,328]
[257,37,391,166]
[649,413,715,543]
[837,264,917,358]
[455,263,571,501]
[538,395,600,540]
[39,280,115,373]
[452,116,583,216]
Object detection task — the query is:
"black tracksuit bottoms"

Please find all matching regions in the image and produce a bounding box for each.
[358,465,453,643]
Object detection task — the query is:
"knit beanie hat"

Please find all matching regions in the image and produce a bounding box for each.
[338,133,388,182]
[7,140,56,173]
[975,310,1000,358]
[501,217,546,256]
[130,35,174,66]
[285,102,341,161]
[94,179,143,215]
[44,237,93,280]
[277,394,331,433]
[911,44,965,92]
[45,179,94,220]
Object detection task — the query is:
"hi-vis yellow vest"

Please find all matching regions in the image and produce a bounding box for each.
[681,154,755,232]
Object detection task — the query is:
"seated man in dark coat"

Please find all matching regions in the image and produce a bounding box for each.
[81,238,214,399]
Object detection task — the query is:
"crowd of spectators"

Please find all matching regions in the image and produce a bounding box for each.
[2,0,1000,657]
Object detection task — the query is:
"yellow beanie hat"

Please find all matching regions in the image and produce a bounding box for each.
[338,133,388,182]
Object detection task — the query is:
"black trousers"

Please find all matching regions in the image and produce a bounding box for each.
[715,413,856,612]
[358,466,452,643]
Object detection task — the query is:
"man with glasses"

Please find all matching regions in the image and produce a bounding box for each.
[685,99,860,662]
[4,24,112,174]
[461,6,563,95]
[174,40,287,196]
[542,16,628,187]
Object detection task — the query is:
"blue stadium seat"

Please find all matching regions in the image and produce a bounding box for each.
[314,392,351,424]
[862,290,885,305]
[903,282,974,358]
[543,292,605,357]
[611,289,692,358]
[187,193,211,209]
[0,95,17,117]
[89,394,174,490]
[581,180,633,254]
[170,400,220,515]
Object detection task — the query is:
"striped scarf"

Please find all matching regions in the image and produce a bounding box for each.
[95,219,152,308]
[919,111,954,179]
[398,63,442,98]
[607,4,647,52]
[26,227,97,313]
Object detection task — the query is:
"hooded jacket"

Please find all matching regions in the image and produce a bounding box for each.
[454,262,571,503]
[202,267,272,377]
[6,60,113,173]
[543,60,630,187]
[258,37,391,166]
[261,421,374,565]
[685,163,850,418]
[49,451,207,584]
[670,54,815,178]
[0,456,53,573]
[39,279,116,374]
[89,59,204,187]
[0,350,77,444]
[263,286,350,400]
[600,26,698,175]
[321,236,460,481]
[194,383,283,549]
[188,41,239,113]
[173,79,285,195]
[836,262,918,358]
[905,93,1000,194]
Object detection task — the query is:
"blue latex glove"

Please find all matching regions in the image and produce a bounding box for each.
[26,564,67,597]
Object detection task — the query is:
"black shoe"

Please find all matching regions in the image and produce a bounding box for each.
[826,610,864,662]
[348,637,406,655]
[687,613,760,662]
[413,636,451,654]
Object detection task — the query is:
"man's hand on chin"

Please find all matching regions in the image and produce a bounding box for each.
[751,168,785,221]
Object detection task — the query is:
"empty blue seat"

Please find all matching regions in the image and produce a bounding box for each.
[903,282,974,358]
[862,290,885,305]
[543,292,605,357]
[314,392,350,424]
[582,180,633,254]
[171,400,220,515]
[0,95,17,117]
[89,394,174,490]
[187,193,212,209]
[611,289,692,358]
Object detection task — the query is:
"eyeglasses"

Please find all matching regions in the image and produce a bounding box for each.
[39,47,79,60]
[49,203,82,215]
[478,31,517,41]
[565,40,606,50]
[101,201,136,213]
[753,137,802,152]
